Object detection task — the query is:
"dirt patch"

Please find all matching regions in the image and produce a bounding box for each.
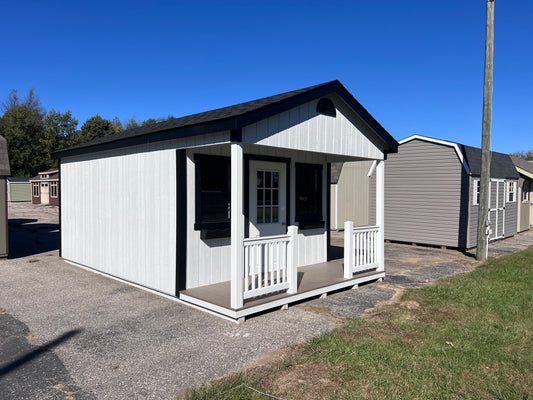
[271,360,337,400]
[0,307,9,314]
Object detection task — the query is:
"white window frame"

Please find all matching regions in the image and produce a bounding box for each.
[50,182,58,198]
[473,179,480,205]
[522,181,530,202]
[507,181,517,203]
[32,182,40,197]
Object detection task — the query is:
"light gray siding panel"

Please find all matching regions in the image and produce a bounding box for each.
[385,139,468,248]
[242,96,384,160]
[504,180,518,238]
[61,149,177,295]
[518,177,530,232]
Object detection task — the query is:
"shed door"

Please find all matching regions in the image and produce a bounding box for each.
[488,179,505,241]
[249,161,287,238]
[41,182,50,205]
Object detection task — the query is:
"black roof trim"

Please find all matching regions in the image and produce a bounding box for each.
[52,80,397,159]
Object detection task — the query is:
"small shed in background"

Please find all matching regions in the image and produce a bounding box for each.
[0,136,10,257]
[510,155,533,232]
[29,169,59,206]
[7,177,31,202]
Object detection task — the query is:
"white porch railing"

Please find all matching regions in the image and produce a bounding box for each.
[344,222,380,278]
[243,226,298,300]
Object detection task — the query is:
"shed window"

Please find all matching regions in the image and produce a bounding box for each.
[32,182,39,197]
[194,154,231,234]
[473,179,480,205]
[523,181,530,202]
[295,163,323,229]
[508,181,517,203]
[50,182,58,198]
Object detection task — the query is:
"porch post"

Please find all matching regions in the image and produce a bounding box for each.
[376,160,385,272]
[287,225,298,293]
[344,221,354,278]
[230,143,244,309]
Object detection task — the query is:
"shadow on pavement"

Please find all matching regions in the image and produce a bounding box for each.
[0,314,93,399]
[0,329,82,378]
[8,219,59,259]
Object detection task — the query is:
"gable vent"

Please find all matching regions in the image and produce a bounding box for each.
[316,98,336,117]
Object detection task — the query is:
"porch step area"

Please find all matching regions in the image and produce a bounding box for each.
[180,259,384,321]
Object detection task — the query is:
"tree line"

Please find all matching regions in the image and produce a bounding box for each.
[1,88,532,177]
[0,89,174,177]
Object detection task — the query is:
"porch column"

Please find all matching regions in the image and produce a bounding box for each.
[230,143,244,309]
[376,160,385,272]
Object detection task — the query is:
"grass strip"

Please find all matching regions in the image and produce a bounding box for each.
[186,247,533,400]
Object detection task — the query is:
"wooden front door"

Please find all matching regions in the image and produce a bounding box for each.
[41,182,50,205]
[249,160,287,238]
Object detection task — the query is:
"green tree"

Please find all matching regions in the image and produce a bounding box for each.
[0,89,48,176]
[80,115,114,142]
[141,118,159,126]
[43,109,78,152]
[111,116,123,133]
[124,116,140,130]
[510,150,533,161]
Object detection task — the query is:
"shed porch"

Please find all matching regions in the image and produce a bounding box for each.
[180,255,384,321]
[181,223,383,321]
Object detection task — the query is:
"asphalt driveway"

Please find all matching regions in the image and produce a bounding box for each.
[1,203,532,399]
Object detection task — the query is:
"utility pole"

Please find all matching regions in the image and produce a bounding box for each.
[476,0,495,261]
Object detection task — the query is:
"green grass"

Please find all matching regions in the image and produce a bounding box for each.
[186,248,533,400]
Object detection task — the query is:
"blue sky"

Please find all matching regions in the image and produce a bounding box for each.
[1,0,531,153]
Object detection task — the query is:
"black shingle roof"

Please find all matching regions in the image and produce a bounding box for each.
[510,155,533,175]
[459,144,519,179]
[53,80,397,158]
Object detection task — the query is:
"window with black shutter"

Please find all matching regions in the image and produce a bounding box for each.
[295,163,324,229]
[194,154,231,238]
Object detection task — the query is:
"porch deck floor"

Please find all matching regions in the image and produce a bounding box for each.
[180,259,382,318]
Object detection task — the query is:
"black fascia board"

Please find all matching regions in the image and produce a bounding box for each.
[52,117,237,159]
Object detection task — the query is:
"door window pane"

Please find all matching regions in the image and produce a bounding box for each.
[256,169,280,224]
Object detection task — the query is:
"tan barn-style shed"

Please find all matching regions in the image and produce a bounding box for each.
[510,155,533,232]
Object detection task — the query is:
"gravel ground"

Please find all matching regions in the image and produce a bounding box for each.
[2,203,533,399]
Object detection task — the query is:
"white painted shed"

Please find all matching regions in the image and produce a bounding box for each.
[53,81,398,321]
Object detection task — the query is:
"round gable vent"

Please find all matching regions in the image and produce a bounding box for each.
[316,98,336,117]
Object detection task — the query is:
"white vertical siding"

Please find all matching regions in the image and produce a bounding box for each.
[242,96,384,160]
[61,149,177,295]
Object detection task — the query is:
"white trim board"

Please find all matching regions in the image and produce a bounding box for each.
[399,134,471,175]
[516,166,533,180]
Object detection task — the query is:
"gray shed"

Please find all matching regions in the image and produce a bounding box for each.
[0,136,10,257]
[510,155,533,232]
[384,135,519,249]
[7,177,31,202]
